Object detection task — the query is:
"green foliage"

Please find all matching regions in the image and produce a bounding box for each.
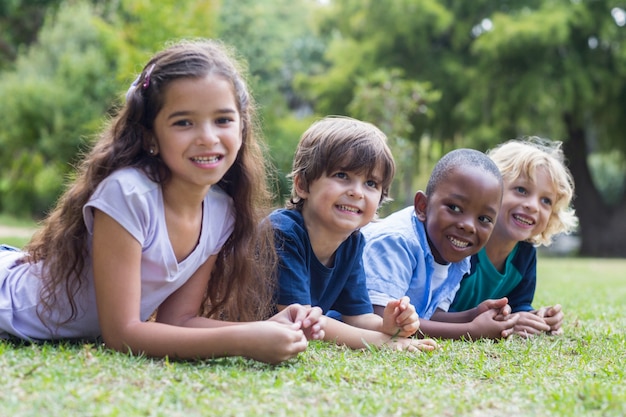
[0,0,222,218]
[263,115,318,205]
[216,0,323,114]
[588,151,626,205]
[0,0,63,69]
[0,258,625,416]
[303,0,454,139]
[466,0,626,151]
[0,1,123,218]
[216,0,327,198]
[111,0,219,80]
[0,151,64,218]
[347,68,441,208]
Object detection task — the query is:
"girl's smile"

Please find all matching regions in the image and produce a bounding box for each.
[152,74,242,196]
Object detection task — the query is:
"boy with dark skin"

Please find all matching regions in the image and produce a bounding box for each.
[363,149,519,340]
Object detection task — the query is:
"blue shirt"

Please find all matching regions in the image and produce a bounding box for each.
[451,241,537,313]
[269,209,373,316]
[362,206,470,319]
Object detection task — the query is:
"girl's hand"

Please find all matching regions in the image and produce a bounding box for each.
[246,321,308,364]
[270,304,326,341]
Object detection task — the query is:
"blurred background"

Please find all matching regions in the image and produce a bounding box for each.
[0,0,624,257]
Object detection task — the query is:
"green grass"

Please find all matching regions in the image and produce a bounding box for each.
[0,214,38,248]
[0,213,38,229]
[1,257,625,416]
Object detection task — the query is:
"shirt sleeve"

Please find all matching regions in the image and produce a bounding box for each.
[437,283,461,312]
[274,227,312,306]
[83,170,158,245]
[363,233,416,307]
[507,244,537,312]
[331,236,373,316]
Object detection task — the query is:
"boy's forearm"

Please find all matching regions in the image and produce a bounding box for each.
[430,308,477,323]
[324,317,391,349]
[417,319,477,340]
[343,312,384,333]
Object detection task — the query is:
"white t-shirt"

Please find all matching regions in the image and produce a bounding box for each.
[0,167,234,340]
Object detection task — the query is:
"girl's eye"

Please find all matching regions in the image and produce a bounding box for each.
[447,204,461,212]
[216,117,234,125]
[515,186,527,194]
[365,179,378,188]
[173,119,192,127]
[334,172,348,179]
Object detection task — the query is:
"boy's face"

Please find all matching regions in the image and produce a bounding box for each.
[414,166,502,264]
[296,168,383,239]
[495,167,555,243]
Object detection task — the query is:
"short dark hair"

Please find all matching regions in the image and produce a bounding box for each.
[426,148,502,196]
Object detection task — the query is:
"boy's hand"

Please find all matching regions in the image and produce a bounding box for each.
[476,298,511,320]
[300,306,326,340]
[382,296,419,337]
[384,336,438,352]
[535,304,564,335]
[509,311,551,337]
[471,308,519,339]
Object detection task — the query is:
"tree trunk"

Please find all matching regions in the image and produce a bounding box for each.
[563,113,626,257]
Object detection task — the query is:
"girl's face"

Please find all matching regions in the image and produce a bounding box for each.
[415,166,501,264]
[152,74,242,194]
[297,167,384,241]
[495,167,556,243]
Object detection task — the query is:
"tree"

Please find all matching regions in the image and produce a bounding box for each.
[0,0,63,69]
[0,1,124,217]
[0,0,221,217]
[297,0,626,257]
[464,0,626,256]
[347,68,440,210]
[216,0,327,202]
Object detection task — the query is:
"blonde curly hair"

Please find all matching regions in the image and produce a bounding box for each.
[487,137,578,246]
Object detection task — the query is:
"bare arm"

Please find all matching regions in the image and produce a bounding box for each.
[92,210,309,364]
[420,307,519,340]
[277,305,435,352]
[325,316,435,351]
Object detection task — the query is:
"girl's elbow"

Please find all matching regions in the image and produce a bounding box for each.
[99,321,141,354]
[101,332,133,354]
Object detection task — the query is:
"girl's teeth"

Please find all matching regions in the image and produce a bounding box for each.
[193,156,220,163]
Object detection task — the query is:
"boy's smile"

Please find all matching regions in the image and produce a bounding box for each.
[496,167,555,243]
[297,169,383,242]
[415,165,502,264]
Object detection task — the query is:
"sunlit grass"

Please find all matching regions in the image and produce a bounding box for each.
[1,237,624,416]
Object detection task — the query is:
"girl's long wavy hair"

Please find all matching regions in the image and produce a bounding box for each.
[23,39,277,326]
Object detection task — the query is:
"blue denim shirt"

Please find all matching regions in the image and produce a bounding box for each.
[362,206,470,319]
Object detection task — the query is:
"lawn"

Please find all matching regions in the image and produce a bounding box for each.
[1,250,624,416]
